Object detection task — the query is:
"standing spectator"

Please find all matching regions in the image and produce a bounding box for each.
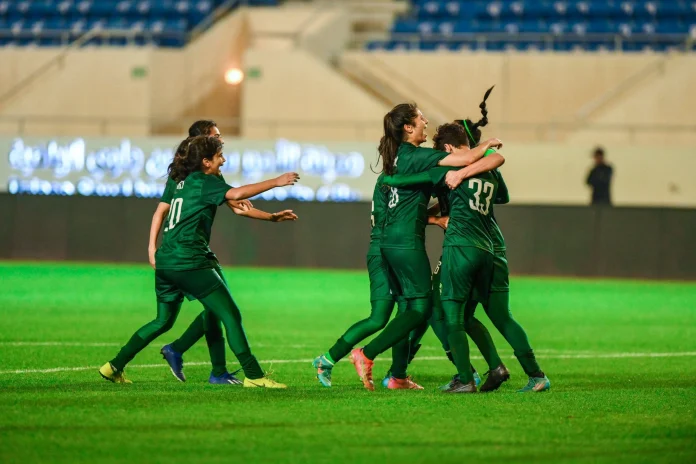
[586,147,613,206]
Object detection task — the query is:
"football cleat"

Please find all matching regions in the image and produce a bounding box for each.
[99,362,132,384]
[381,372,391,389]
[349,348,374,391]
[440,372,481,391]
[518,375,551,393]
[243,375,287,389]
[439,374,459,391]
[312,355,334,388]
[160,344,185,382]
[386,376,424,390]
[209,371,242,385]
[480,364,510,392]
[442,378,477,394]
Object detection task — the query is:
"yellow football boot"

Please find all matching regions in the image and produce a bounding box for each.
[99,362,132,384]
[243,375,287,389]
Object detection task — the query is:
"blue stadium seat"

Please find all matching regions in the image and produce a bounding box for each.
[0,0,279,48]
[379,1,693,53]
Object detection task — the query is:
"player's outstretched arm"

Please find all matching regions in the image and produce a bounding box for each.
[438,138,503,167]
[224,172,300,201]
[383,171,433,188]
[229,204,298,222]
[148,202,170,269]
[445,153,505,190]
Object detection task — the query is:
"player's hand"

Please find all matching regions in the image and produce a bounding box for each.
[229,199,253,211]
[148,246,157,269]
[445,170,465,190]
[436,216,449,230]
[484,138,503,150]
[270,210,298,222]
[276,172,300,187]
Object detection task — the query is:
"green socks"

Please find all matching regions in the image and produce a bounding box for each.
[111,334,148,372]
[328,338,351,364]
[110,300,182,371]
[466,316,503,370]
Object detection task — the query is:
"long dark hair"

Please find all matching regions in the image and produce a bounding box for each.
[167,135,223,182]
[376,103,418,175]
[188,120,217,137]
[460,85,494,146]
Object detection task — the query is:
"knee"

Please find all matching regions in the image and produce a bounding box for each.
[155,313,178,333]
[365,315,389,332]
[446,323,464,336]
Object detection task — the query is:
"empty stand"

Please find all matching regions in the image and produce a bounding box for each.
[0,0,279,47]
[367,1,695,52]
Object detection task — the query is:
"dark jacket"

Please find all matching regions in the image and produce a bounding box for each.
[586,163,613,205]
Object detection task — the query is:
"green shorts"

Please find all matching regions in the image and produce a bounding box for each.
[367,254,394,301]
[155,266,227,303]
[381,248,432,299]
[490,251,510,293]
[440,246,494,302]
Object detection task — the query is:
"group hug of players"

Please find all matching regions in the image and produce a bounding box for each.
[99,88,550,393]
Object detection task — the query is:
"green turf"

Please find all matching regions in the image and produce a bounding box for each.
[1,262,695,464]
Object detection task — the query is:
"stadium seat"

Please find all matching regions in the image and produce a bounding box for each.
[382,1,694,53]
[0,0,279,48]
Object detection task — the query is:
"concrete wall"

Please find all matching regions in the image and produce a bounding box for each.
[0,48,152,136]
[240,48,388,141]
[1,5,693,145]
[341,51,696,144]
[0,10,250,137]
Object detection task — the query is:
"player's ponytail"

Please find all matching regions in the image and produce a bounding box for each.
[376,103,418,175]
[168,136,223,182]
[460,85,494,146]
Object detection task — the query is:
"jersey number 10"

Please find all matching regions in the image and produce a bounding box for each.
[164,198,184,232]
[468,179,494,215]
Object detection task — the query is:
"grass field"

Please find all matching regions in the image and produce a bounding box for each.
[1,262,695,463]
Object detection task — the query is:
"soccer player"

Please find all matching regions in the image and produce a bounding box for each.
[153,120,296,385]
[384,117,549,393]
[379,90,505,391]
[444,121,551,393]
[349,103,503,390]
[312,174,415,389]
[380,127,505,391]
[99,135,298,388]
[378,177,488,390]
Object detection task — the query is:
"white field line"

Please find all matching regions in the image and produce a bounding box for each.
[0,342,121,347]
[0,342,311,349]
[1,351,696,375]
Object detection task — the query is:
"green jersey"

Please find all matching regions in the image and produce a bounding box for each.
[419,167,497,252]
[381,143,449,250]
[384,148,509,253]
[160,177,177,204]
[155,172,232,271]
[368,174,388,256]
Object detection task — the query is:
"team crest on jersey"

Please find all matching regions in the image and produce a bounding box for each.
[177,181,185,189]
